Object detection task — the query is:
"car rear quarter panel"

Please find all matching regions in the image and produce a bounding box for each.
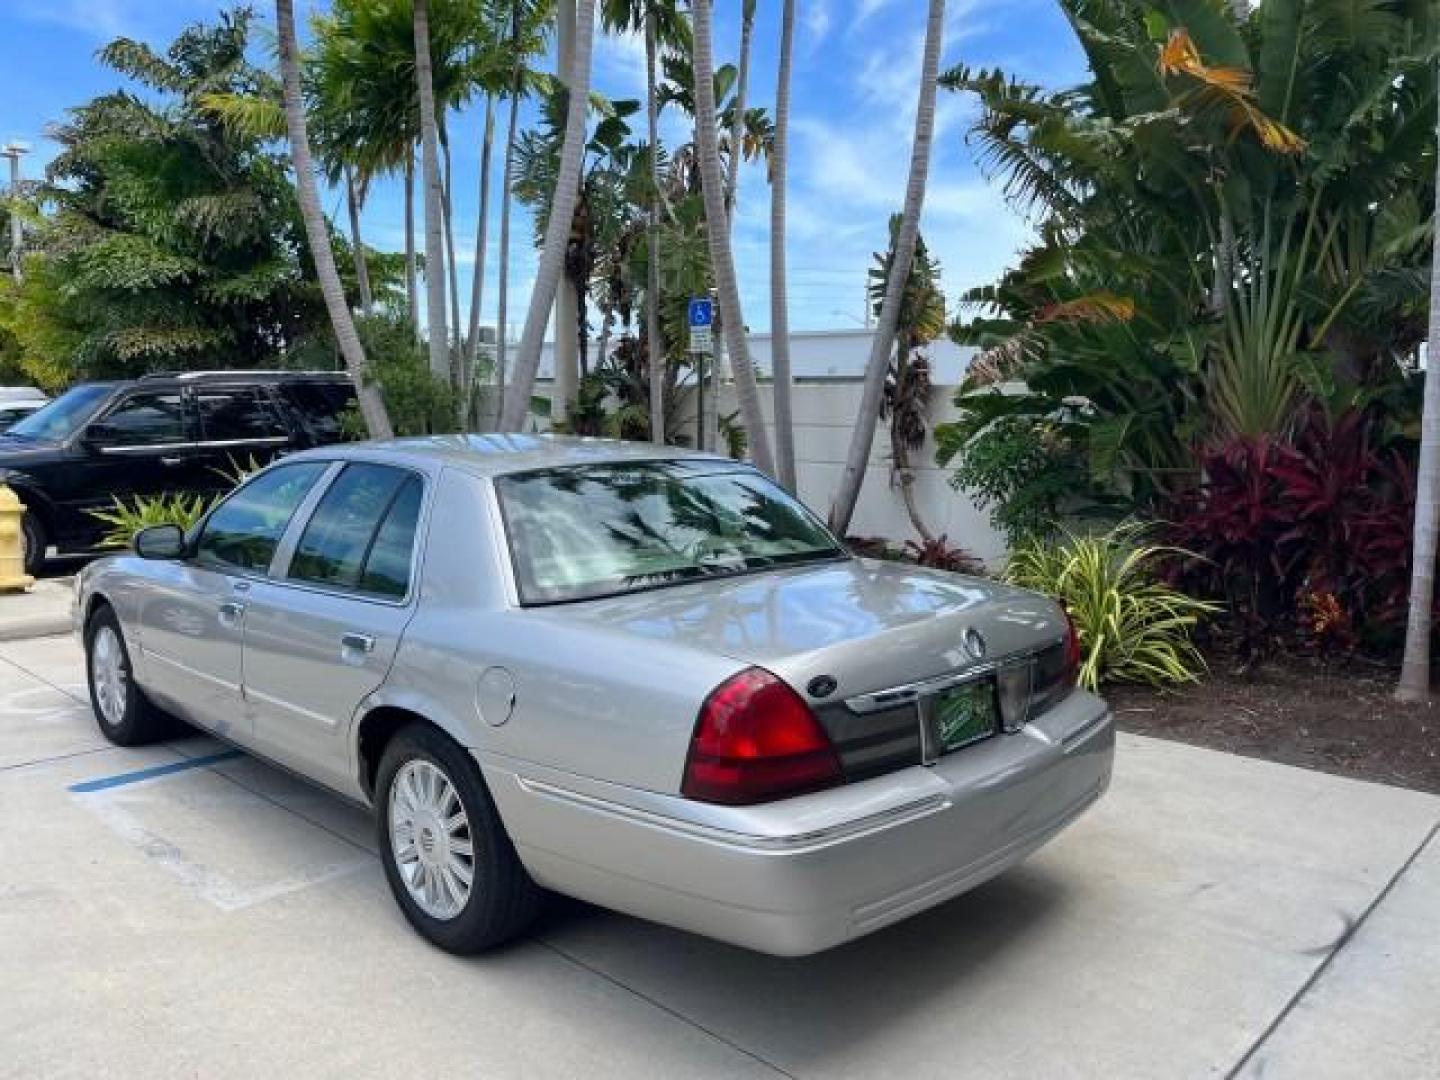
[380,467,742,795]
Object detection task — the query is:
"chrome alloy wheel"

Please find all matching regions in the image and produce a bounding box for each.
[90,625,128,727]
[388,759,476,920]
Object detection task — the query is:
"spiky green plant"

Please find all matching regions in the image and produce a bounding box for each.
[1005,522,1219,689]
[89,493,215,550]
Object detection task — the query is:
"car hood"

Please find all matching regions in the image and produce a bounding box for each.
[0,435,63,464]
[542,557,1066,700]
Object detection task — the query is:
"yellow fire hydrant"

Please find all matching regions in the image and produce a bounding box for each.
[0,484,35,592]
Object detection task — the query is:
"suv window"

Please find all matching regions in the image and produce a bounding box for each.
[195,388,290,443]
[288,464,420,596]
[284,381,358,442]
[94,392,189,447]
[196,463,327,573]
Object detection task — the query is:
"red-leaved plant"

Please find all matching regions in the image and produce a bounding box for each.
[1165,406,1415,656]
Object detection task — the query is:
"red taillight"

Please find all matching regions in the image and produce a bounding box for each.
[681,667,843,805]
[1061,609,1082,689]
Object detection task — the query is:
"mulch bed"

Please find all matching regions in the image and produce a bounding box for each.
[1106,653,1440,795]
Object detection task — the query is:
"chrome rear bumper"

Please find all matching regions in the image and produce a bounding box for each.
[481,689,1114,956]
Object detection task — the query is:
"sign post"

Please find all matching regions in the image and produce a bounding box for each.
[688,299,714,450]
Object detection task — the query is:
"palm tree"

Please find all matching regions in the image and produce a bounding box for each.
[414,0,450,380]
[829,0,944,534]
[600,0,684,446]
[690,0,773,475]
[275,0,392,438]
[501,0,598,431]
[1397,91,1440,702]
[467,94,497,375]
[645,6,666,444]
[724,0,754,218]
[769,0,796,489]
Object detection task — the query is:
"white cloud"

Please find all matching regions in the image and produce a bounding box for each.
[13,0,214,40]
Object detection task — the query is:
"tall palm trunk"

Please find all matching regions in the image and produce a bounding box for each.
[276,0,391,439]
[404,155,417,331]
[414,0,449,380]
[552,0,581,428]
[828,0,944,535]
[1396,94,1440,701]
[725,0,754,218]
[344,166,373,313]
[645,8,665,445]
[770,0,796,489]
[494,0,524,430]
[442,137,464,376]
[467,95,496,372]
[691,0,774,475]
[500,0,596,431]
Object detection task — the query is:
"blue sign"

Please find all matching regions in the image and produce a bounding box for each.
[688,298,714,329]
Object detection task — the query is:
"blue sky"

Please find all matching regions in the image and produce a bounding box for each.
[0,0,1088,338]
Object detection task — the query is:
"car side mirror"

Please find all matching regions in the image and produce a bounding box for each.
[133,524,186,560]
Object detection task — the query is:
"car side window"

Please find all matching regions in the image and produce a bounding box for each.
[357,477,423,598]
[288,464,419,596]
[284,382,358,443]
[195,388,290,443]
[94,392,188,446]
[195,463,328,574]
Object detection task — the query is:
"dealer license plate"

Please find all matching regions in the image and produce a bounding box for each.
[928,679,999,757]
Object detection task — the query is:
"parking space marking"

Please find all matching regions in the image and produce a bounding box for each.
[73,785,373,911]
[68,749,244,793]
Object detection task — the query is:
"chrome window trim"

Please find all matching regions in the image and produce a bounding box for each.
[844,638,1066,715]
[267,461,430,609]
[97,442,197,456]
[193,436,291,450]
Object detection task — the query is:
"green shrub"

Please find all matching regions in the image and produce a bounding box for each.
[89,492,215,550]
[1005,522,1218,689]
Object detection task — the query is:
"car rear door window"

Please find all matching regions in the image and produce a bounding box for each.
[288,464,418,595]
[357,477,423,598]
[196,462,327,573]
[195,388,290,444]
[284,381,358,443]
[95,392,189,446]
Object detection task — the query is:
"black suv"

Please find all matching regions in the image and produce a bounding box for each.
[0,371,358,574]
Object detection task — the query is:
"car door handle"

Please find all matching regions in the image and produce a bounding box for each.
[160,456,185,467]
[340,632,375,654]
[217,600,246,626]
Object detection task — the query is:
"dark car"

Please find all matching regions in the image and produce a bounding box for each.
[0,371,358,574]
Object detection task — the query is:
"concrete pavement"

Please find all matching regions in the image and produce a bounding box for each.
[0,576,73,641]
[2,635,1437,1079]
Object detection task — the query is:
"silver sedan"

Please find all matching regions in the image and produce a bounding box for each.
[75,436,1113,956]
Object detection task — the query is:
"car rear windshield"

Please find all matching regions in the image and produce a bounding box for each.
[495,461,845,604]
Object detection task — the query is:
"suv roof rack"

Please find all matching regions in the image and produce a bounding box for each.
[137,370,351,382]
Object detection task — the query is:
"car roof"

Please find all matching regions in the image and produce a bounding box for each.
[284,434,737,479]
[134,370,352,385]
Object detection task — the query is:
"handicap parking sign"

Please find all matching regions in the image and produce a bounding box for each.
[688,298,714,328]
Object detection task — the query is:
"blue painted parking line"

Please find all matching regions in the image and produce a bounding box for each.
[68,750,244,793]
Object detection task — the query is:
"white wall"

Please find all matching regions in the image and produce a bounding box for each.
[528,376,1006,566]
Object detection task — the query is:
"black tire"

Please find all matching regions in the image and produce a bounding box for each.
[21,511,45,578]
[376,724,541,954]
[85,605,166,746]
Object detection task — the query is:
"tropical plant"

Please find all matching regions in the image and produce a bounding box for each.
[871,216,946,541]
[1006,523,1217,689]
[89,493,215,550]
[1167,406,1417,657]
[10,10,344,381]
[1398,87,1440,700]
[502,0,597,431]
[830,0,945,532]
[413,0,450,379]
[354,311,461,435]
[769,0,797,486]
[942,0,1436,513]
[689,0,773,475]
[278,0,393,438]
